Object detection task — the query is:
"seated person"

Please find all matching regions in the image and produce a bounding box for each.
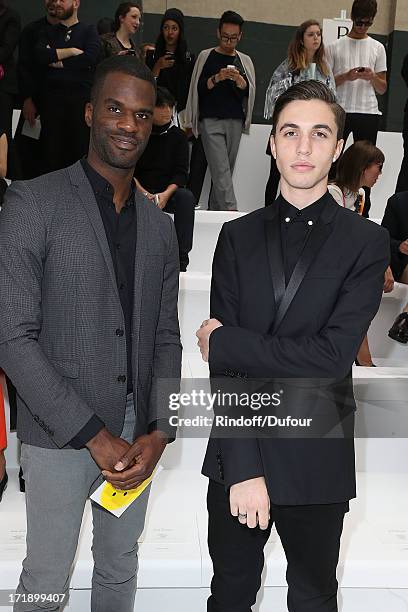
[328,140,394,365]
[382,191,408,343]
[134,86,195,272]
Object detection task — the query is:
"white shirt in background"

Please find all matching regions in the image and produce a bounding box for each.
[328,184,365,212]
[325,36,387,114]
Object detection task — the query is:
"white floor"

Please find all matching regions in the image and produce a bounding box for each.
[2,134,408,610]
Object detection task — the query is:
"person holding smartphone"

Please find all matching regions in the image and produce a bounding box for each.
[182,10,256,211]
[326,0,387,216]
[145,8,195,114]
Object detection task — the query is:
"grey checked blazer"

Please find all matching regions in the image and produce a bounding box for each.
[0,161,182,449]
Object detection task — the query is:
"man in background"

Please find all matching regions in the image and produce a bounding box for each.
[326,0,387,216]
[15,0,59,178]
[182,11,255,211]
[35,0,101,172]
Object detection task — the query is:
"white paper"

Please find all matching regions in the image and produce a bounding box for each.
[21,118,41,140]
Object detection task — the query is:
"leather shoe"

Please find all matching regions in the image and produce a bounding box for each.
[388,312,408,344]
[0,471,8,502]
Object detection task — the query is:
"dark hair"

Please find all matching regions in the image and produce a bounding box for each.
[351,0,377,21]
[154,8,188,64]
[219,10,244,31]
[271,80,345,139]
[114,2,142,32]
[90,55,156,104]
[288,20,329,76]
[156,86,175,108]
[335,140,384,193]
[97,17,115,35]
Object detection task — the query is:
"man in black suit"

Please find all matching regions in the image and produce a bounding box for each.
[196,81,389,612]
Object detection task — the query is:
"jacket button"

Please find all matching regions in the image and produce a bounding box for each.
[116,328,124,337]
[117,374,127,383]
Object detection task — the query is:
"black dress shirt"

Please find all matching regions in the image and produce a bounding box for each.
[278,193,327,284]
[71,160,172,448]
[70,160,136,448]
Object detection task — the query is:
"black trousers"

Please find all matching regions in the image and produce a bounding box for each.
[333,112,380,217]
[187,136,208,205]
[396,108,408,193]
[41,90,90,174]
[163,187,195,269]
[207,480,348,612]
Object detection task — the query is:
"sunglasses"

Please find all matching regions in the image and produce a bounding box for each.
[354,19,373,27]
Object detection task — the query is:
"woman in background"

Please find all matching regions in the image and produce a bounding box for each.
[328,140,393,366]
[101,2,142,59]
[264,20,335,205]
[146,8,194,114]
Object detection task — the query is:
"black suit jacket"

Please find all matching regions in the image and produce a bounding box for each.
[381,191,408,280]
[202,193,389,505]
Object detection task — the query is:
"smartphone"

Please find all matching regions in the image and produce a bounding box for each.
[165,51,175,59]
[227,64,237,70]
[126,49,136,56]
[356,67,366,72]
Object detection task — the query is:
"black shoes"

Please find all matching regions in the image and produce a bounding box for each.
[388,312,408,344]
[0,471,8,502]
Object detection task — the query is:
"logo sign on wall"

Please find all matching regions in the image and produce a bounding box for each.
[322,13,353,45]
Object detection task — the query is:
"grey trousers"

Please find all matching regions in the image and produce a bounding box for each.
[14,395,150,612]
[199,118,243,211]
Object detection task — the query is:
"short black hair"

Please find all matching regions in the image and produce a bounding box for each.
[90,55,156,105]
[271,80,345,140]
[219,10,244,31]
[351,0,377,21]
[156,86,175,108]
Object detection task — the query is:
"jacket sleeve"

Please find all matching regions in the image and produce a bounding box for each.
[0,182,97,448]
[62,25,101,69]
[0,10,21,64]
[209,222,390,381]
[209,224,265,486]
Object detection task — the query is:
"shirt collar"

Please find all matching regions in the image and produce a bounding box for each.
[81,158,135,207]
[277,191,327,225]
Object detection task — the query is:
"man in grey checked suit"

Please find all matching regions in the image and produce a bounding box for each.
[0,55,181,611]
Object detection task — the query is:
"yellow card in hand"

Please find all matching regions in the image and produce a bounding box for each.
[91,465,162,517]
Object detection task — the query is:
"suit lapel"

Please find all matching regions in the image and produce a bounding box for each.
[68,162,119,298]
[265,203,286,314]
